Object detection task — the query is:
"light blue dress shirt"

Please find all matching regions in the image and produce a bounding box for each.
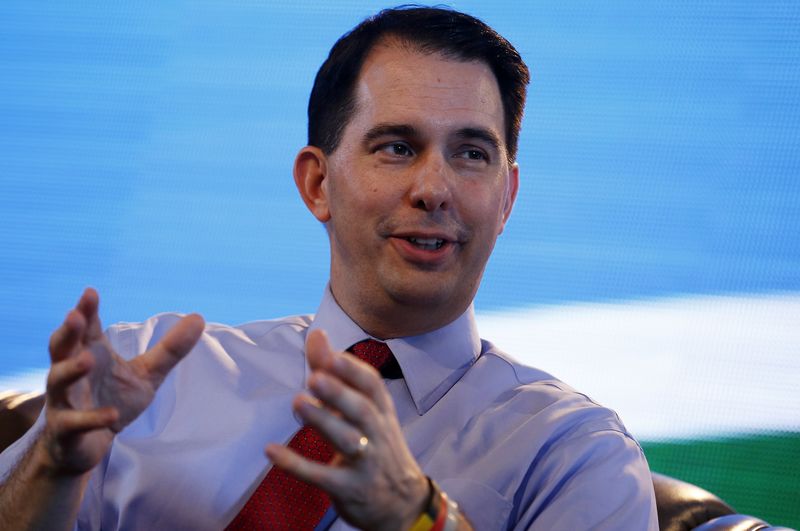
[0,288,657,530]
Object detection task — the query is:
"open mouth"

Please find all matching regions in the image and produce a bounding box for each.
[405,236,445,250]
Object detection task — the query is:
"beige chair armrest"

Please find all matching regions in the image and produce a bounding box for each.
[0,391,45,453]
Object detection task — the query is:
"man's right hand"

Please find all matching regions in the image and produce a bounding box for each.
[37,288,204,476]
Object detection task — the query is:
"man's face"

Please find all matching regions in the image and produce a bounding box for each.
[297,40,518,337]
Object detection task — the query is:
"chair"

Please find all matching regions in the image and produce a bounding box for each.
[0,391,793,530]
[652,473,792,530]
[0,390,45,453]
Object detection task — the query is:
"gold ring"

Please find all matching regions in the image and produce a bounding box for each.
[352,435,369,458]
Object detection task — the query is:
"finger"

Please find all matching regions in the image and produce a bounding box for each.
[294,394,365,459]
[305,329,336,372]
[49,309,86,363]
[308,371,381,436]
[49,406,119,439]
[266,442,348,494]
[76,287,103,342]
[46,350,93,405]
[137,314,205,386]
[306,329,392,412]
[330,352,394,412]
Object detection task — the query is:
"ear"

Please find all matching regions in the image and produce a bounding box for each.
[293,146,331,222]
[498,162,520,235]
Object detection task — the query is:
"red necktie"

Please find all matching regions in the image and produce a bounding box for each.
[225,339,396,530]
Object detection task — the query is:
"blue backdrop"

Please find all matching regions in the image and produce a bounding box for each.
[2,1,799,376]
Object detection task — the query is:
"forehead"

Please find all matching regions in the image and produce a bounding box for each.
[349,41,505,139]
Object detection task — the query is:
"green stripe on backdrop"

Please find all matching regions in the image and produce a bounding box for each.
[642,433,800,529]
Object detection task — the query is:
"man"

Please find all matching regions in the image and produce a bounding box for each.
[0,7,658,530]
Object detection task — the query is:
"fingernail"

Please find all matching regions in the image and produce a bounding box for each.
[265,444,277,460]
[293,395,312,423]
[333,355,347,371]
[310,373,326,394]
[297,399,312,415]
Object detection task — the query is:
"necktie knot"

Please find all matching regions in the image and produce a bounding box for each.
[350,339,402,379]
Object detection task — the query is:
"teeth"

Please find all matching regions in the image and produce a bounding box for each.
[407,237,445,250]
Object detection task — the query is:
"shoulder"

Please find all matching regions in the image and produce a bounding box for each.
[470,339,634,442]
[106,312,313,359]
[464,341,656,529]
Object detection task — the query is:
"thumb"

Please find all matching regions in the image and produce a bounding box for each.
[306,329,335,372]
[138,314,205,386]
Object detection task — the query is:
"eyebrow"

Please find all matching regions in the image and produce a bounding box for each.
[455,127,502,152]
[362,123,419,146]
[362,123,502,152]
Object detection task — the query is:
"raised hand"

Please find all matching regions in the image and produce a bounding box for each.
[39,288,204,476]
[266,330,429,531]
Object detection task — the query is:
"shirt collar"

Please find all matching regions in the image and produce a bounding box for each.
[308,286,481,415]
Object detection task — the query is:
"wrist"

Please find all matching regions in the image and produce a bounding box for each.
[407,477,460,531]
[2,434,92,531]
[32,433,89,481]
[31,435,62,477]
[394,473,431,531]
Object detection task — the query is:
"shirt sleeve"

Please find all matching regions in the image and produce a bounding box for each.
[511,428,658,531]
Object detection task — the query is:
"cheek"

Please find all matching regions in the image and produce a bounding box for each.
[335,184,390,224]
[461,200,508,245]
[336,162,385,201]
[462,187,503,222]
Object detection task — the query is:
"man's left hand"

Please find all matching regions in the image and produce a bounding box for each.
[265,329,429,531]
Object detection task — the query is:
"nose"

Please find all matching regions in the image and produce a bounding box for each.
[408,153,453,212]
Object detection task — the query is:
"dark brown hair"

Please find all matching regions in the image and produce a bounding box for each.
[307,6,530,163]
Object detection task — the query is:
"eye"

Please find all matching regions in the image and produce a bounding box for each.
[454,148,489,162]
[376,142,414,157]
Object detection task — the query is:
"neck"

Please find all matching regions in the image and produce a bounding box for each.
[329,284,468,339]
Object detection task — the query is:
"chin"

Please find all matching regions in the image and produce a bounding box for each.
[391,288,450,308]
[385,279,471,313]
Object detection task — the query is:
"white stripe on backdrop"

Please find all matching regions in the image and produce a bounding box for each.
[4,293,798,441]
